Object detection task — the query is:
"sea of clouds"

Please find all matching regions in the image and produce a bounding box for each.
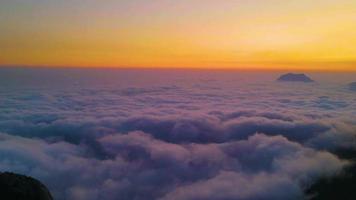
[0,68,355,200]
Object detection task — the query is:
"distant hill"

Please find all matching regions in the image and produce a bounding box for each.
[348,82,356,91]
[277,73,314,82]
[0,172,53,200]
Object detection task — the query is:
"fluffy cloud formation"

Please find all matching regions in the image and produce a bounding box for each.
[0,132,346,200]
[0,69,355,200]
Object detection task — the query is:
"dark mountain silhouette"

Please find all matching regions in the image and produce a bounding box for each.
[277,73,314,82]
[348,82,356,91]
[306,149,356,200]
[0,172,53,200]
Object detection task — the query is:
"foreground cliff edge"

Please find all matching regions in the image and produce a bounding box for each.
[0,172,53,200]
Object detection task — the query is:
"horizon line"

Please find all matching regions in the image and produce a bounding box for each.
[1,65,356,73]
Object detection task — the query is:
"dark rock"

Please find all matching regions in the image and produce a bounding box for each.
[277,73,314,82]
[0,172,53,200]
[348,82,356,91]
[306,148,356,200]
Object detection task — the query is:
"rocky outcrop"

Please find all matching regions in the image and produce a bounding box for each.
[0,172,53,200]
[348,82,356,91]
[277,73,314,82]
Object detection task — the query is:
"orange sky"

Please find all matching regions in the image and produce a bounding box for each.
[0,0,356,71]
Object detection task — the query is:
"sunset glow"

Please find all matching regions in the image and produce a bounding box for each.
[1,1,356,199]
[1,0,355,70]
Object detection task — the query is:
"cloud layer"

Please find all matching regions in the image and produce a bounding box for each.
[0,69,355,200]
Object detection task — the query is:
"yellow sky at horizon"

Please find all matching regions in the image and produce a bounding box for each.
[0,0,355,71]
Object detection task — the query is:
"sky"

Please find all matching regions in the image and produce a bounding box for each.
[0,68,355,200]
[0,0,356,70]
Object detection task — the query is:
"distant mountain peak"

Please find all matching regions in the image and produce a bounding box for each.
[277,73,314,82]
[348,82,356,91]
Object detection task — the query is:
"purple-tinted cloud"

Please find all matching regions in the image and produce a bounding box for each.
[0,69,355,200]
